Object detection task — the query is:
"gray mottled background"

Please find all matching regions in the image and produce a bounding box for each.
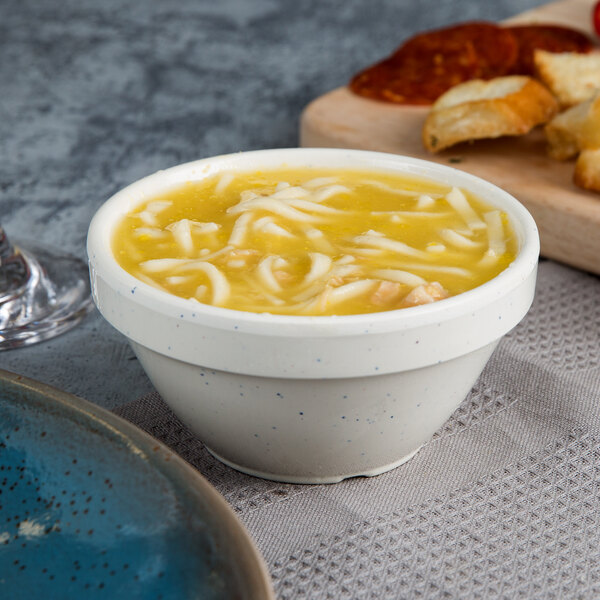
[0,0,548,408]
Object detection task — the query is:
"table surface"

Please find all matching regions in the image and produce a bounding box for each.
[3,1,600,598]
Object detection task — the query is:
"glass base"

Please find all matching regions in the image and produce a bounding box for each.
[0,243,93,350]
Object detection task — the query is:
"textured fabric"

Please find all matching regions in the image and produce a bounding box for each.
[114,260,600,599]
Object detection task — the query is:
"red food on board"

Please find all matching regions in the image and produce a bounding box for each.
[350,41,480,105]
[393,22,519,78]
[350,22,518,105]
[349,20,597,105]
[505,24,594,74]
[593,0,600,36]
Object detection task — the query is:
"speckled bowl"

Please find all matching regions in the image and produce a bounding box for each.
[87,148,539,484]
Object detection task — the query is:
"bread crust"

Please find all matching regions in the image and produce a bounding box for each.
[423,76,558,153]
[574,148,600,192]
[545,93,600,160]
[534,50,600,108]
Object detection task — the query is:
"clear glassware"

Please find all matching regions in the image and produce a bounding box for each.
[0,225,93,350]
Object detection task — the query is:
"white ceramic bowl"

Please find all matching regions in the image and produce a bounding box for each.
[88,148,539,484]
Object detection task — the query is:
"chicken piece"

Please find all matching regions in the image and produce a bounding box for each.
[328,276,346,287]
[371,281,403,307]
[225,248,260,268]
[400,282,449,308]
[273,270,296,284]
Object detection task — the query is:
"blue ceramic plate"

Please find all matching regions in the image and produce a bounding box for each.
[0,369,273,599]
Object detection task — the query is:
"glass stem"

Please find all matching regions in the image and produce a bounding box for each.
[0,225,30,303]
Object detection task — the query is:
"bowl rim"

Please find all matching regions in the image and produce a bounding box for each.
[87,148,539,337]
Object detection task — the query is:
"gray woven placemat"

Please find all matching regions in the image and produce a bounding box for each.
[114,260,600,599]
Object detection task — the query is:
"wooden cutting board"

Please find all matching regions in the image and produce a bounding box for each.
[300,0,600,275]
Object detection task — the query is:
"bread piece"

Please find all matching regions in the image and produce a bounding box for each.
[423,76,558,153]
[574,148,600,192]
[545,92,600,160]
[534,50,600,108]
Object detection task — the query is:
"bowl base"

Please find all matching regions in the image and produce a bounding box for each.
[205,445,423,484]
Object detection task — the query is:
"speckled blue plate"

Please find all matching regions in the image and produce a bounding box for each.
[0,369,273,599]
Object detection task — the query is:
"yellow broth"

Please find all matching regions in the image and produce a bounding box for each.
[112,168,517,315]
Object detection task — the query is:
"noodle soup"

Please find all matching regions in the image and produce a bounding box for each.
[112,168,517,316]
[89,149,539,482]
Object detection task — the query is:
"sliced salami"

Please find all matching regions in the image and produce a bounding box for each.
[505,24,594,75]
[350,22,517,104]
